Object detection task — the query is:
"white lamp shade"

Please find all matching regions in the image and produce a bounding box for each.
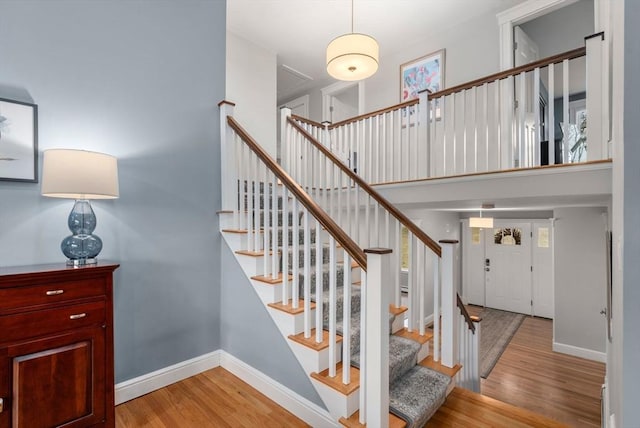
[469,217,494,229]
[42,149,119,199]
[327,33,379,81]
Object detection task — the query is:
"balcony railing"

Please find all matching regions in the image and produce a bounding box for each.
[290,32,608,185]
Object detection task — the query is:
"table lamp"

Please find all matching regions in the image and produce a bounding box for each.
[41,149,119,266]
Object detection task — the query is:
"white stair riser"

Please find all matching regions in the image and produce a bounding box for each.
[288,341,343,374]
[268,307,316,337]
[251,281,283,305]
[311,379,360,421]
[235,253,265,277]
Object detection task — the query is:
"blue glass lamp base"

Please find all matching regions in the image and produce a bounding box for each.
[61,200,103,265]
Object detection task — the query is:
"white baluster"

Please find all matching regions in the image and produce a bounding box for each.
[433,253,440,362]
[534,67,541,166]
[315,221,323,344]
[549,63,556,165]
[342,251,352,385]
[328,236,337,378]
[563,59,570,163]
[282,187,289,304]
[292,200,299,309]
[303,208,311,338]
[271,174,278,280]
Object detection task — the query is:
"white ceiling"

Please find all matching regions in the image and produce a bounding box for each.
[227,0,527,102]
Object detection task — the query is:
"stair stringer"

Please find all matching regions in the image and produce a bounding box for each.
[220,213,360,422]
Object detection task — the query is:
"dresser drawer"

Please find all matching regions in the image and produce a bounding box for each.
[0,301,106,344]
[0,278,106,313]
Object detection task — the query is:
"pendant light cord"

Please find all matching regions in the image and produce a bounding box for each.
[351,0,354,33]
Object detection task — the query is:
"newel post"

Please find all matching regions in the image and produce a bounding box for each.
[439,240,459,368]
[364,248,392,428]
[219,100,237,212]
[471,316,482,393]
[280,107,292,168]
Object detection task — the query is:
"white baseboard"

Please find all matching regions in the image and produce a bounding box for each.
[114,350,337,427]
[552,342,606,363]
[115,350,222,405]
[220,352,338,428]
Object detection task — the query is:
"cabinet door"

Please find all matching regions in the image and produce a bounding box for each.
[0,327,106,428]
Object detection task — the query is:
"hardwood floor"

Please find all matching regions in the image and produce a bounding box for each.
[466,307,606,427]
[115,367,309,427]
[427,387,567,427]
[116,314,605,428]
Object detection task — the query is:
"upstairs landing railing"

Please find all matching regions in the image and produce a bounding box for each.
[283,113,479,391]
[291,33,607,184]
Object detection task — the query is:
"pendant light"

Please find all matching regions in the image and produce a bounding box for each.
[326,0,379,81]
[469,203,495,229]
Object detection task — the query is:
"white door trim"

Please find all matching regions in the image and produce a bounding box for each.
[497,0,581,70]
[321,80,365,123]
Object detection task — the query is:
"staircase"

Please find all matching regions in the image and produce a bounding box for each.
[218,101,479,427]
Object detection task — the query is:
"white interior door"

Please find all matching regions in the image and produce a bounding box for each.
[514,26,540,67]
[485,221,532,314]
[462,220,486,306]
[532,221,554,318]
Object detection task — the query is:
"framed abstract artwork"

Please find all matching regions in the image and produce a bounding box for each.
[400,49,445,103]
[0,97,38,182]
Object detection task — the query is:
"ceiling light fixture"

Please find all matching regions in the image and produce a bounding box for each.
[469,203,495,229]
[326,0,379,81]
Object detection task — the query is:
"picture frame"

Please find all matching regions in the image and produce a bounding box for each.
[400,49,445,103]
[0,97,38,182]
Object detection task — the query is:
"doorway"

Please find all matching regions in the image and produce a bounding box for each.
[463,219,553,317]
[321,80,364,124]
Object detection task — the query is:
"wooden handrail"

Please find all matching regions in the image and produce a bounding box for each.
[429,46,586,100]
[329,99,419,129]
[287,117,442,258]
[290,114,325,129]
[291,98,420,131]
[456,294,476,333]
[227,116,367,270]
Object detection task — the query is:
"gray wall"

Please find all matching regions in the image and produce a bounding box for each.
[220,244,324,407]
[0,1,225,383]
[553,207,607,354]
[622,0,640,422]
[520,0,594,58]
[365,9,505,113]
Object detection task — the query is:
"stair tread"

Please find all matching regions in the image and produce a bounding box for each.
[389,366,451,428]
[394,327,433,345]
[339,410,406,428]
[267,299,315,314]
[418,355,462,378]
[310,362,359,396]
[389,304,408,316]
[289,328,342,351]
[251,272,292,285]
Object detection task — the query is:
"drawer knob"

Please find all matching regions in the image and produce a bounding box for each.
[0,397,3,413]
[69,313,87,320]
[46,289,65,296]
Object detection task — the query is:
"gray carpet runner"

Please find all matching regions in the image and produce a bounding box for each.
[255,183,450,427]
[295,244,451,428]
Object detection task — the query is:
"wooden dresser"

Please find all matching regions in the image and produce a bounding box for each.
[0,262,119,428]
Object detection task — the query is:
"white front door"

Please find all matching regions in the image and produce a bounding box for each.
[532,221,554,318]
[485,221,532,314]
